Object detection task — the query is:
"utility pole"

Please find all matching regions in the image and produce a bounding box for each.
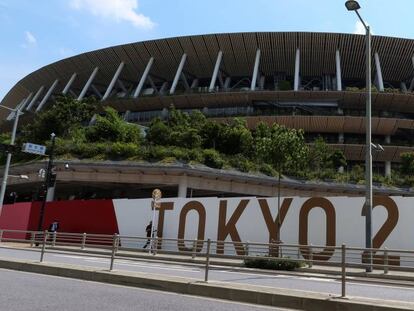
[0,106,22,215]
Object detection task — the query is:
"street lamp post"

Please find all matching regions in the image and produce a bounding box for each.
[150,188,162,254]
[345,0,373,272]
[0,105,23,216]
[36,133,56,232]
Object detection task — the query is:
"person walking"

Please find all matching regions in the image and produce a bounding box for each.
[143,221,153,249]
[47,220,59,243]
[48,220,59,233]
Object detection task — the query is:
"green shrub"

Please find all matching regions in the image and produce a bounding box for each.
[188,148,204,163]
[86,107,142,143]
[146,145,171,161]
[71,142,108,159]
[244,257,303,271]
[259,163,277,177]
[203,149,224,169]
[229,154,256,173]
[107,142,140,159]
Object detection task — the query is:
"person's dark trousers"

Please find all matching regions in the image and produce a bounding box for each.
[143,236,151,248]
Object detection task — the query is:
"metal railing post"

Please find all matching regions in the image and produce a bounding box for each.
[40,230,48,262]
[0,229,3,242]
[52,232,57,247]
[384,247,389,274]
[109,234,119,271]
[30,232,35,247]
[81,233,87,249]
[245,241,250,258]
[204,239,211,282]
[341,244,346,298]
[192,240,197,259]
[279,241,283,258]
[153,237,158,255]
[309,244,313,268]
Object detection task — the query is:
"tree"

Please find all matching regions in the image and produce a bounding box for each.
[200,119,222,149]
[329,150,347,170]
[308,136,330,172]
[217,118,253,156]
[20,96,98,144]
[146,118,172,146]
[146,108,204,149]
[400,152,414,175]
[255,123,309,175]
[85,107,142,143]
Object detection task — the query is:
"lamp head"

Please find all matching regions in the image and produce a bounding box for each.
[345,0,361,11]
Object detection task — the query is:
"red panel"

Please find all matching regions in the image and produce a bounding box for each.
[28,200,118,235]
[0,202,33,239]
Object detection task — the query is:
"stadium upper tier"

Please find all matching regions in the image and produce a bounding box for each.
[2,32,414,171]
[2,32,414,116]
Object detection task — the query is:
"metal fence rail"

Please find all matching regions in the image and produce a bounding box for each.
[2,229,414,298]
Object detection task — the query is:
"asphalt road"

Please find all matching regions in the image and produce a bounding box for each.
[1,247,414,304]
[0,268,291,311]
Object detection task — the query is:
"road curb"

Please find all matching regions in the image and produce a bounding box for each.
[0,257,412,311]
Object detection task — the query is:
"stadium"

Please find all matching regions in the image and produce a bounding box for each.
[2,31,414,202]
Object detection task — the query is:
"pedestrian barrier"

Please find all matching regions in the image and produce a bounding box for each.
[1,228,414,298]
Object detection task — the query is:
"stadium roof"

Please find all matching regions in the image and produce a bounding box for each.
[2,32,414,116]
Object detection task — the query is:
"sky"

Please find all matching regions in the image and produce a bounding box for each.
[1,0,413,101]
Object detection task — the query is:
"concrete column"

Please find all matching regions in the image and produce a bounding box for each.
[26,86,44,111]
[385,135,391,144]
[374,52,384,92]
[90,84,103,99]
[170,54,187,95]
[209,51,223,92]
[385,161,391,177]
[36,79,59,112]
[178,175,188,198]
[161,107,169,119]
[123,110,131,121]
[190,79,199,89]
[259,75,265,90]
[338,133,344,144]
[250,49,261,91]
[224,77,231,90]
[78,67,99,100]
[294,48,300,91]
[62,73,77,95]
[102,62,125,101]
[159,82,169,95]
[133,57,154,98]
[21,92,33,111]
[335,50,342,91]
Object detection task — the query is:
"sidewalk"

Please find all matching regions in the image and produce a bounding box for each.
[3,242,414,284]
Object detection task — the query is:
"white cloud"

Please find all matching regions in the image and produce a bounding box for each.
[21,31,37,49]
[25,31,37,44]
[69,0,154,29]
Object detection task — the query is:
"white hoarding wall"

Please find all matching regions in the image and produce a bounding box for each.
[113,196,412,265]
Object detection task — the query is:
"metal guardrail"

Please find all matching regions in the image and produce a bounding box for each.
[1,229,414,298]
